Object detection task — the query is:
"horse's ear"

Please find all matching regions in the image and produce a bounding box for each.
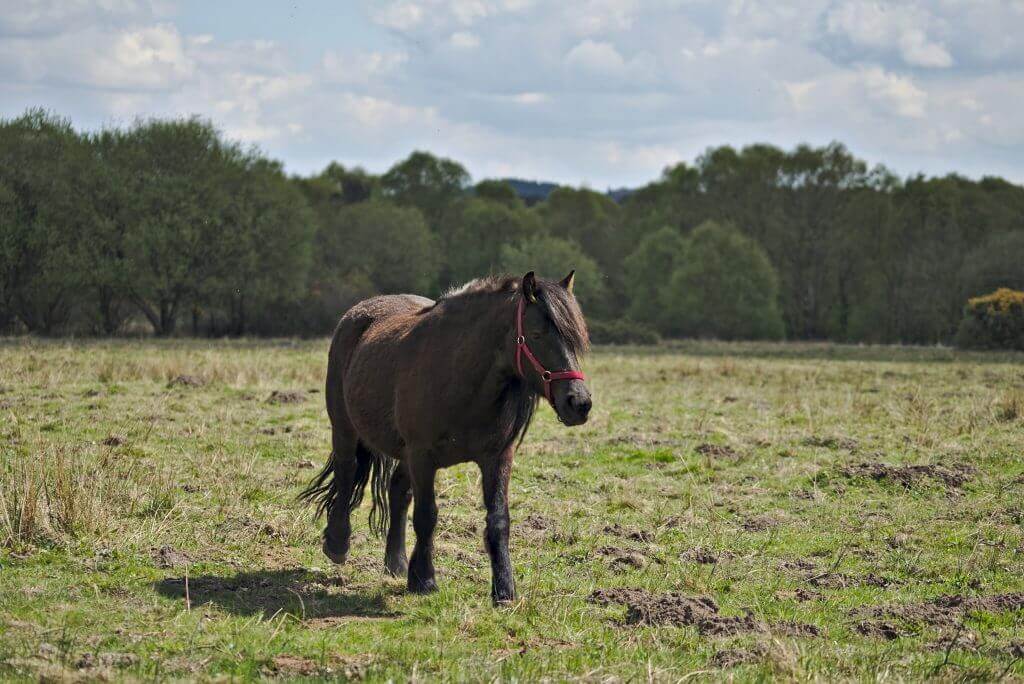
[560,270,575,294]
[522,271,538,303]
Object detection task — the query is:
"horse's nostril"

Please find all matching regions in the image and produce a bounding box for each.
[569,394,591,416]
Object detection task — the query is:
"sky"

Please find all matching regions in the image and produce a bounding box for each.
[1,0,1023,188]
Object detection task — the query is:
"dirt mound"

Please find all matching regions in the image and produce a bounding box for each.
[807,571,897,589]
[603,523,654,542]
[742,514,780,532]
[776,588,823,603]
[523,514,553,530]
[264,654,371,678]
[152,546,191,568]
[267,390,307,404]
[167,374,203,388]
[101,434,126,446]
[840,461,976,489]
[710,647,765,668]
[696,443,740,459]
[681,548,734,565]
[596,546,648,570]
[854,592,1024,640]
[589,588,819,636]
[803,435,858,450]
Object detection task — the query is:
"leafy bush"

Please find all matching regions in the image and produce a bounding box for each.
[588,318,660,346]
[659,221,785,340]
[955,288,1024,350]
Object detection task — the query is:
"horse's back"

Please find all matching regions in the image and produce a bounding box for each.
[329,294,435,456]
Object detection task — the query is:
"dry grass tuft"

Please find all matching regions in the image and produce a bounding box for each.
[0,446,132,551]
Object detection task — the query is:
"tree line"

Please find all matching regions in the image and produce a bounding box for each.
[2,109,1023,344]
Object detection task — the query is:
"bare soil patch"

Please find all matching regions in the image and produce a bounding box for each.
[152,546,191,568]
[807,571,897,589]
[854,593,1024,640]
[681,548,734,564]
[604,523,654,542]
[696,443,740,459]
[589,588,819,636]
[710,647,766,668]
[263,653,374,679]
[596,546,648,570]
[840,461,976,489]
[266,390,307,404]
[167,374,203,388]
[803,435,858,450]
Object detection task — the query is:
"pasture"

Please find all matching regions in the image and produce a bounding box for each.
[1,339,1023,681]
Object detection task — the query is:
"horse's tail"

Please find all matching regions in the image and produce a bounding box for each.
[367,451,398,538]
[299,443,396,539]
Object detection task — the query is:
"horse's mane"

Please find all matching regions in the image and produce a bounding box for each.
[439,274,590,355]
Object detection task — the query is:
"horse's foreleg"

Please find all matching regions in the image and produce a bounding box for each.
[384,463,412,576]
[480,448,515,604]
[407,458,438,593]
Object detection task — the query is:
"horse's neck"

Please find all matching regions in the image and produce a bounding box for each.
[437,292,516,391]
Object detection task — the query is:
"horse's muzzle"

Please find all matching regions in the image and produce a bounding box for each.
[558,385,592,426]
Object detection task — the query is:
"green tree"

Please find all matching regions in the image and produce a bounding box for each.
[320,202,440,296]
[208,157,315,335]
[0,110,96,334]
[960,230,1024,299]
[498,235,607,316]
[661,221,784,339]
[443,198,541,286]
[380,151,470,229]
[473,180,522,209]
[623,226,687,330]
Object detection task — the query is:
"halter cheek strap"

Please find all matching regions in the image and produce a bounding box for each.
[514,296,586,404]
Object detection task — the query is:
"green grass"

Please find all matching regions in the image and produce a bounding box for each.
[2,338,1023,681]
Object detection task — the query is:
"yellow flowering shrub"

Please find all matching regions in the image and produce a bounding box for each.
[955,288,1024,350]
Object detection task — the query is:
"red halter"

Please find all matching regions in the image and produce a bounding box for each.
[514,296,586,404]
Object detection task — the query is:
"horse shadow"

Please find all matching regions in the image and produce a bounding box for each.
[153,568,400,621]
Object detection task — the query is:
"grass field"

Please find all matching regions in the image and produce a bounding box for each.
[2,338,1024,681]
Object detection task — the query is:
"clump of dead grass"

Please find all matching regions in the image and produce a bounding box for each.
[0,444,169,551]
[994,391,1023,423]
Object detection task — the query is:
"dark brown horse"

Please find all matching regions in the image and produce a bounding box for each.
[301,271,592,603]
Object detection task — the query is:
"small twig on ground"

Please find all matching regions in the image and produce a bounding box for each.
[184,563,191,612]
[931,613,968,677]
[805,547,848,584]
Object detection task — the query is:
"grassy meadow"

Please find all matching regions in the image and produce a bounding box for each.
[1,338,1023,681]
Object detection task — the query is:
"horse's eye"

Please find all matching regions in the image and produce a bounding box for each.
[529,331,542,340]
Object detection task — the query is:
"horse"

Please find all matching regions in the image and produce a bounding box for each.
[300,271,592,603]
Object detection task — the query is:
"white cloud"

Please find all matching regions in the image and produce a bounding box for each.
[825,1,953,68]
[2,0,1023,186]
[321,50,408,84]
[449,31,480,49]
[372,2,424,31]
[565,39,625,74]
[861,67,927,118]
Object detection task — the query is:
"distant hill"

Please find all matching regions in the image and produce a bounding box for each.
[499,178,635,205]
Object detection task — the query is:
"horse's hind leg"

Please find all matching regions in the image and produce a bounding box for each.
[407,457,438,593]
[320,429,368,564]
[384,462,412,576]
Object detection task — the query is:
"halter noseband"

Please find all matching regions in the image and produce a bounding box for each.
[514,295,586,404]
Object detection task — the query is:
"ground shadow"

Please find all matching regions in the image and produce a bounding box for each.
[153,568,399,620]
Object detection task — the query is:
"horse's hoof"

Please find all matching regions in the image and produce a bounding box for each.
[322,539,348,565]
[385,558,408,577]
[408,576,438,594]
[492,590,516,606]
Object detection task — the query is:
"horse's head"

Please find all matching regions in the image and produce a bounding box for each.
[517,271,592,426]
